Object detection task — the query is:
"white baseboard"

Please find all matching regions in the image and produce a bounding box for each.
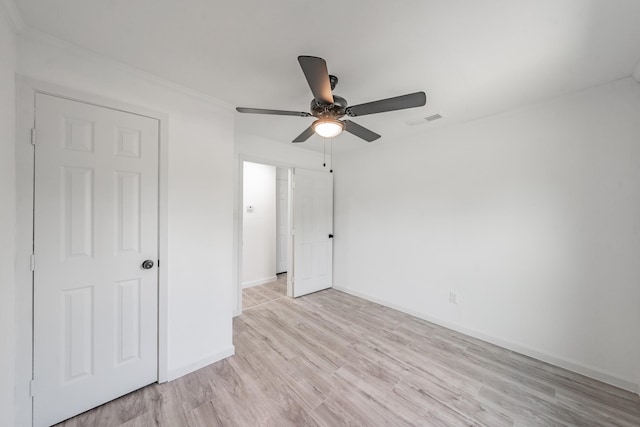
[243,276,277,289]
[166,345,235,382]
[333,285,639,394]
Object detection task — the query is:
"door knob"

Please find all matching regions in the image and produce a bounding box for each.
[141,259,155,270]
[328,234,334,238]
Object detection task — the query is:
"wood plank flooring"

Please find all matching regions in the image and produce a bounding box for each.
[55,282,640,426]
[242,273,287,309]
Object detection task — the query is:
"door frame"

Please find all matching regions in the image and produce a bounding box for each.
[235,155,294,317]
[15,76,170,426]
[275,167,289,275]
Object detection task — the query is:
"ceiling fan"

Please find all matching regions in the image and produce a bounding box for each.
[236,56,427,143]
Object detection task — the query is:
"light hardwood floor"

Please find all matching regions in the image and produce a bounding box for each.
[242,273,287,309]
[56,281,640,426]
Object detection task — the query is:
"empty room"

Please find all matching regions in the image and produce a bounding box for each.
[2,1,640,426]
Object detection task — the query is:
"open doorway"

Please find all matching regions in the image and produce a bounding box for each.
[240,161,291,310]
[236,160,334,314]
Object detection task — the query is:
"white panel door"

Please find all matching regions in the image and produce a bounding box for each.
[292,168,333,297]
[33,93,159,427]
[276,168,289,274]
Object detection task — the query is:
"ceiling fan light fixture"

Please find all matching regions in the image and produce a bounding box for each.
[313,118,344,138]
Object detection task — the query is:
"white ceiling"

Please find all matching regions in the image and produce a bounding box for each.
[14,0,640,152]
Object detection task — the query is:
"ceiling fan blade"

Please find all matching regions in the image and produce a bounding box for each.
[298,56,334,105]
[346,92,426,117]
[236,107,311,117]
[343,120,381,142]
[292,125,315,143]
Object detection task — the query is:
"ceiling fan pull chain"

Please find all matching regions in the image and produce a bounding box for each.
[330,137,333,173]
[323,138,326,167]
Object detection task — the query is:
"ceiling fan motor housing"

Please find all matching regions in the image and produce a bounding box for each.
[311,95,348,119]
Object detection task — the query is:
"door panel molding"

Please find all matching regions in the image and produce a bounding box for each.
[15,76,170,427]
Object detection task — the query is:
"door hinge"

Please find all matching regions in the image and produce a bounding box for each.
[30,254,35,271]
[30,379,36,397]
[30,128,36,146]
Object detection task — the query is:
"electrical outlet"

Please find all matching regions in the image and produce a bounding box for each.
[449,291,458,304]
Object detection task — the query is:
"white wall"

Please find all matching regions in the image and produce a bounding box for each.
[14,31,235,418]
[242,162,276,287]
[333,77,640,391]
[0,8,16,427]
[235,132,328,169]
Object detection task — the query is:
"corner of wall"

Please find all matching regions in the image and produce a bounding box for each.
[0,4,18,426]
[166,345,235,382]
[0,0,24,32]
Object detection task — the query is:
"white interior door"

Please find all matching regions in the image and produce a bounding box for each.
[33,93,159,427]
[292,168,333,297]
[276,167,289,274]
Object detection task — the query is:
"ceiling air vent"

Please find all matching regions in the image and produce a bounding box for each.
[406,113,445,126]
